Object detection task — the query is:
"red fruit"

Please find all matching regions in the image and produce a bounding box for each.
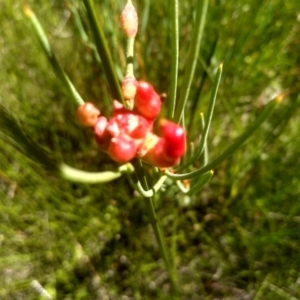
[140,137,180,167]
[129,115,151,139]
[160,119,186,158]
[134,81,161,120]
[108,136,137,163]
[107,111,151,139]
[77,102,100,127]
[94,116,110,150]
[152,139,180,167]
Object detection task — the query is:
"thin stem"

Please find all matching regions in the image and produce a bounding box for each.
[134,161,180,295]
[125,37,135,76]
[59,164,123,184]
[0,104,58,172]
[174,0,209,122]
[179,64,222,170]
[200,112,209,165]
[166,97,280,180]
[187,170,213,195]
[176,170,213,195]
[168,0,179,119]
[197,64,222,157]
[24,5,84,106]
[128,175,168,198]
[60,163,133,184]
[83,0,124,104]
[69,0,101,63]
[144,197,180,295]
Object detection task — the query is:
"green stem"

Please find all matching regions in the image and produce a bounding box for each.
[59,163,133,184]
[134,161,180,295]
[197,64,222,158]
[200,112,209,165]
[128,175,167,198]
[179,64,222,170]
[176,170,213,195]
[125,37,135,76]
[59,164,121,184]
[167,97,280,180]
[69,0,101,63]
[187,170,214,195]
[174,0,209,122]
[144,196,180,295]
[168,0,179,119]
[0,104,58,172]
[83,0,124,104]
[24,6,84,106]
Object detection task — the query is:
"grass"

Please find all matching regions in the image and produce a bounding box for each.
[1,0,300,299]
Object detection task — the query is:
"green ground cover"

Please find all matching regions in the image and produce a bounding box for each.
[1,0,300,299]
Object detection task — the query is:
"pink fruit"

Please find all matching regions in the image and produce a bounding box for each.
[160,119,186,158]
[134,81,161,120]
[108,136,137,163]
[94,116,110,150]
[77,102,100,127]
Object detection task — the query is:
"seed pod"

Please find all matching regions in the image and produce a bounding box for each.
[120,0,138,37]
[77,102,100,127]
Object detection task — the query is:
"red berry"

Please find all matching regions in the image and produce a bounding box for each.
[108,136,137,163]
[139,137,180,167]
[160,119,186,158]
[108,109,151,139]
[94,116,110,150]
[134,81,161,120]
[77,102,100,127]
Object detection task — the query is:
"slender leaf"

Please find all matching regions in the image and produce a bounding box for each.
[174,0,209,122]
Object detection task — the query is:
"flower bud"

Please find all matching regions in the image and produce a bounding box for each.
[77,102,100,127]
[108,136,137,163]
[134,81,162,120]
[122,75,137,100]
[120,0,138,37]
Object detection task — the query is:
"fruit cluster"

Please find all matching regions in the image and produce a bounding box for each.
[77,81,186,167]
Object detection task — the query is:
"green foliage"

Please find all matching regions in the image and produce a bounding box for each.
[1,0,300,299]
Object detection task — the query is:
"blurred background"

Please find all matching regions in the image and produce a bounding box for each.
[1,0,300,299]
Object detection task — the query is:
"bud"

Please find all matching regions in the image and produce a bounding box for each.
[134,81,162,120]
[77,102,100,127]
[108,136,137,163]
[122,75,137,100]
[120,0,138,37]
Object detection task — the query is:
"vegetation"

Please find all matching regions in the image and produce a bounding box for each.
[1,0,300,299]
